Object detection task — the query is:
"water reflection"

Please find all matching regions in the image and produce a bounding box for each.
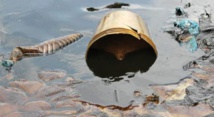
[86,47,157,81]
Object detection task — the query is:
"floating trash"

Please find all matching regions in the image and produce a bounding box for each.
[174,19,199,36]
[1,60,14,71]
[143,94,159,107]
[105,2,130,9]
[86,2,130,12]
[86,10,157,77]
[180,35,198,52]
[1,33,83,71]
[134,90,142,97]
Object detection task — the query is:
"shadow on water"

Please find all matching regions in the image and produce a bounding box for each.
[86,47,157,81]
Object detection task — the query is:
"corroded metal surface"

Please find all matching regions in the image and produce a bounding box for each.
[86,10,157,61]
[10,33,83,63]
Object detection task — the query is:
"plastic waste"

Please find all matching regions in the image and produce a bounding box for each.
[180,36,198,52]
[174,19,199,36]
[1,60,14,71]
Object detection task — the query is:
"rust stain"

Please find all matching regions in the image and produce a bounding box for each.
[143,94,159,107]
[73,100,138,111]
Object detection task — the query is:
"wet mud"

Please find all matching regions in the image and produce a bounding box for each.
[0,66,213,117]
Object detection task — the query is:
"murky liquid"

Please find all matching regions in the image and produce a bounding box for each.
[0,0,204,107]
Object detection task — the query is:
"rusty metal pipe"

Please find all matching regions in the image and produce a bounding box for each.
[86,10,158,77]
[86,10,157,60]
[10,33,83,63]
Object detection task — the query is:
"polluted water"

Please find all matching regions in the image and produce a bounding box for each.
[0,0,213,117]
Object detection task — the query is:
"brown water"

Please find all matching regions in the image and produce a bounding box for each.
[0,0,204,107]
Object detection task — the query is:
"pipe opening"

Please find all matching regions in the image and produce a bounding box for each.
[86,34,157,78]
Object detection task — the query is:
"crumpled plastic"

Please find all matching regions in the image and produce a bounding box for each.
[174,19,199,36]
[1,60,14,71]
[180,36,198,52]
[174,19,199,52]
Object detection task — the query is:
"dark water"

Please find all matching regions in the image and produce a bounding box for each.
[0,0,204,106]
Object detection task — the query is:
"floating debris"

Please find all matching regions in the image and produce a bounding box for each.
[164,4,203,53]
[180,35,198,52]
[133,90,142,97]
[105,2,130,9]
[174,19,199,36]
[86,7,99,12]
[1,60,14,71]
[86,2,130,12]
[143,94,159,107]
[1,33,83,71]
[86,10,157,77]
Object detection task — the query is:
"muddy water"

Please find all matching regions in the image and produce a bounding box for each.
[0,0,204,107]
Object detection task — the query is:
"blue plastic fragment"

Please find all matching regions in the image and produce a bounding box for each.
[1,60,14,69]
[174,19,199,52]
[180,36,198,52]
[175,19,199,36]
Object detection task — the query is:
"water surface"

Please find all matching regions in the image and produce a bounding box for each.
[0,0,204,106]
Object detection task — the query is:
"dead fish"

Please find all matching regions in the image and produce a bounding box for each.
[10,33,83,63]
